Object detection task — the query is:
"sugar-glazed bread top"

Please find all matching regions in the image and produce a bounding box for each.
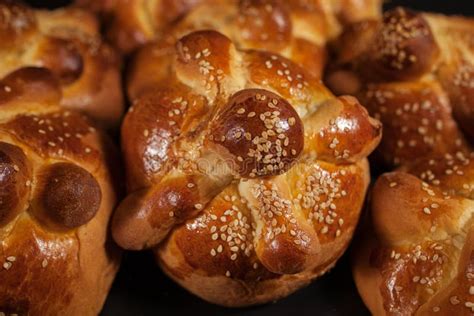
[75,0,381,63]
[113,30,381,306]
[327,7,474,315]
[327,7,474,168]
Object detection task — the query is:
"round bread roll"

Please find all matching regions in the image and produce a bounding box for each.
[75,0,381,64]
[327,7,474,168]
[328,7,474,315]
[0,67,120,315]
[0,0,124,128]
[115,30,382,306]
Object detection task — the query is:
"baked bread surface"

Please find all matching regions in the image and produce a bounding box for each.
[328,7,474,315]
[115,29,382,306]
[0,0,124,128]
[0,67,120,315]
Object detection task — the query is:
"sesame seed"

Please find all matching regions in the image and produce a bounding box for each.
[465,302,474,311]
[195,204,203,210]
[450,296,460,305]
[3,262,12,270]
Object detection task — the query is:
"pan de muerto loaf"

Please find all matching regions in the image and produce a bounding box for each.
[0,67,120,315]
[327,7,474,315]
[0,0,124,128]
[327,7,474,168]
[75,0,381,65]
[113,30,382,306]
[126,0,380,101]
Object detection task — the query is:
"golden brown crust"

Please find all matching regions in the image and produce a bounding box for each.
[208,89,304,178]
[328,7,474,315]
[0,142,31,226]
[37,163,102,229]
[0,67,120,315]
[328,7,474,168]
[116,30,381,305]
[355,170,474,316]
[368,8,439,81]
[0,0,124,129]
[77,0,381,76]
[361,80,470,167]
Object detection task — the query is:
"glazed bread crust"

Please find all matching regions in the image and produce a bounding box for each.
[0,0,124,128]
[327,7,474,168]
[115,29,382,306]
[0,68,120,315]
[75,0,381,62]
[328,7,474,315]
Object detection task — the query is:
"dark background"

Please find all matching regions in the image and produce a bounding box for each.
[24,1,474,315]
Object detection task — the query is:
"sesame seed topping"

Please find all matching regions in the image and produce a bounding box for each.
[450,296,460,305]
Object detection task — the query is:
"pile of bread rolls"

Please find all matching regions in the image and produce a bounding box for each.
[0,0,472,315]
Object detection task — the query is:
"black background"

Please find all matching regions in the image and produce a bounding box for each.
[23,1,474,315]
